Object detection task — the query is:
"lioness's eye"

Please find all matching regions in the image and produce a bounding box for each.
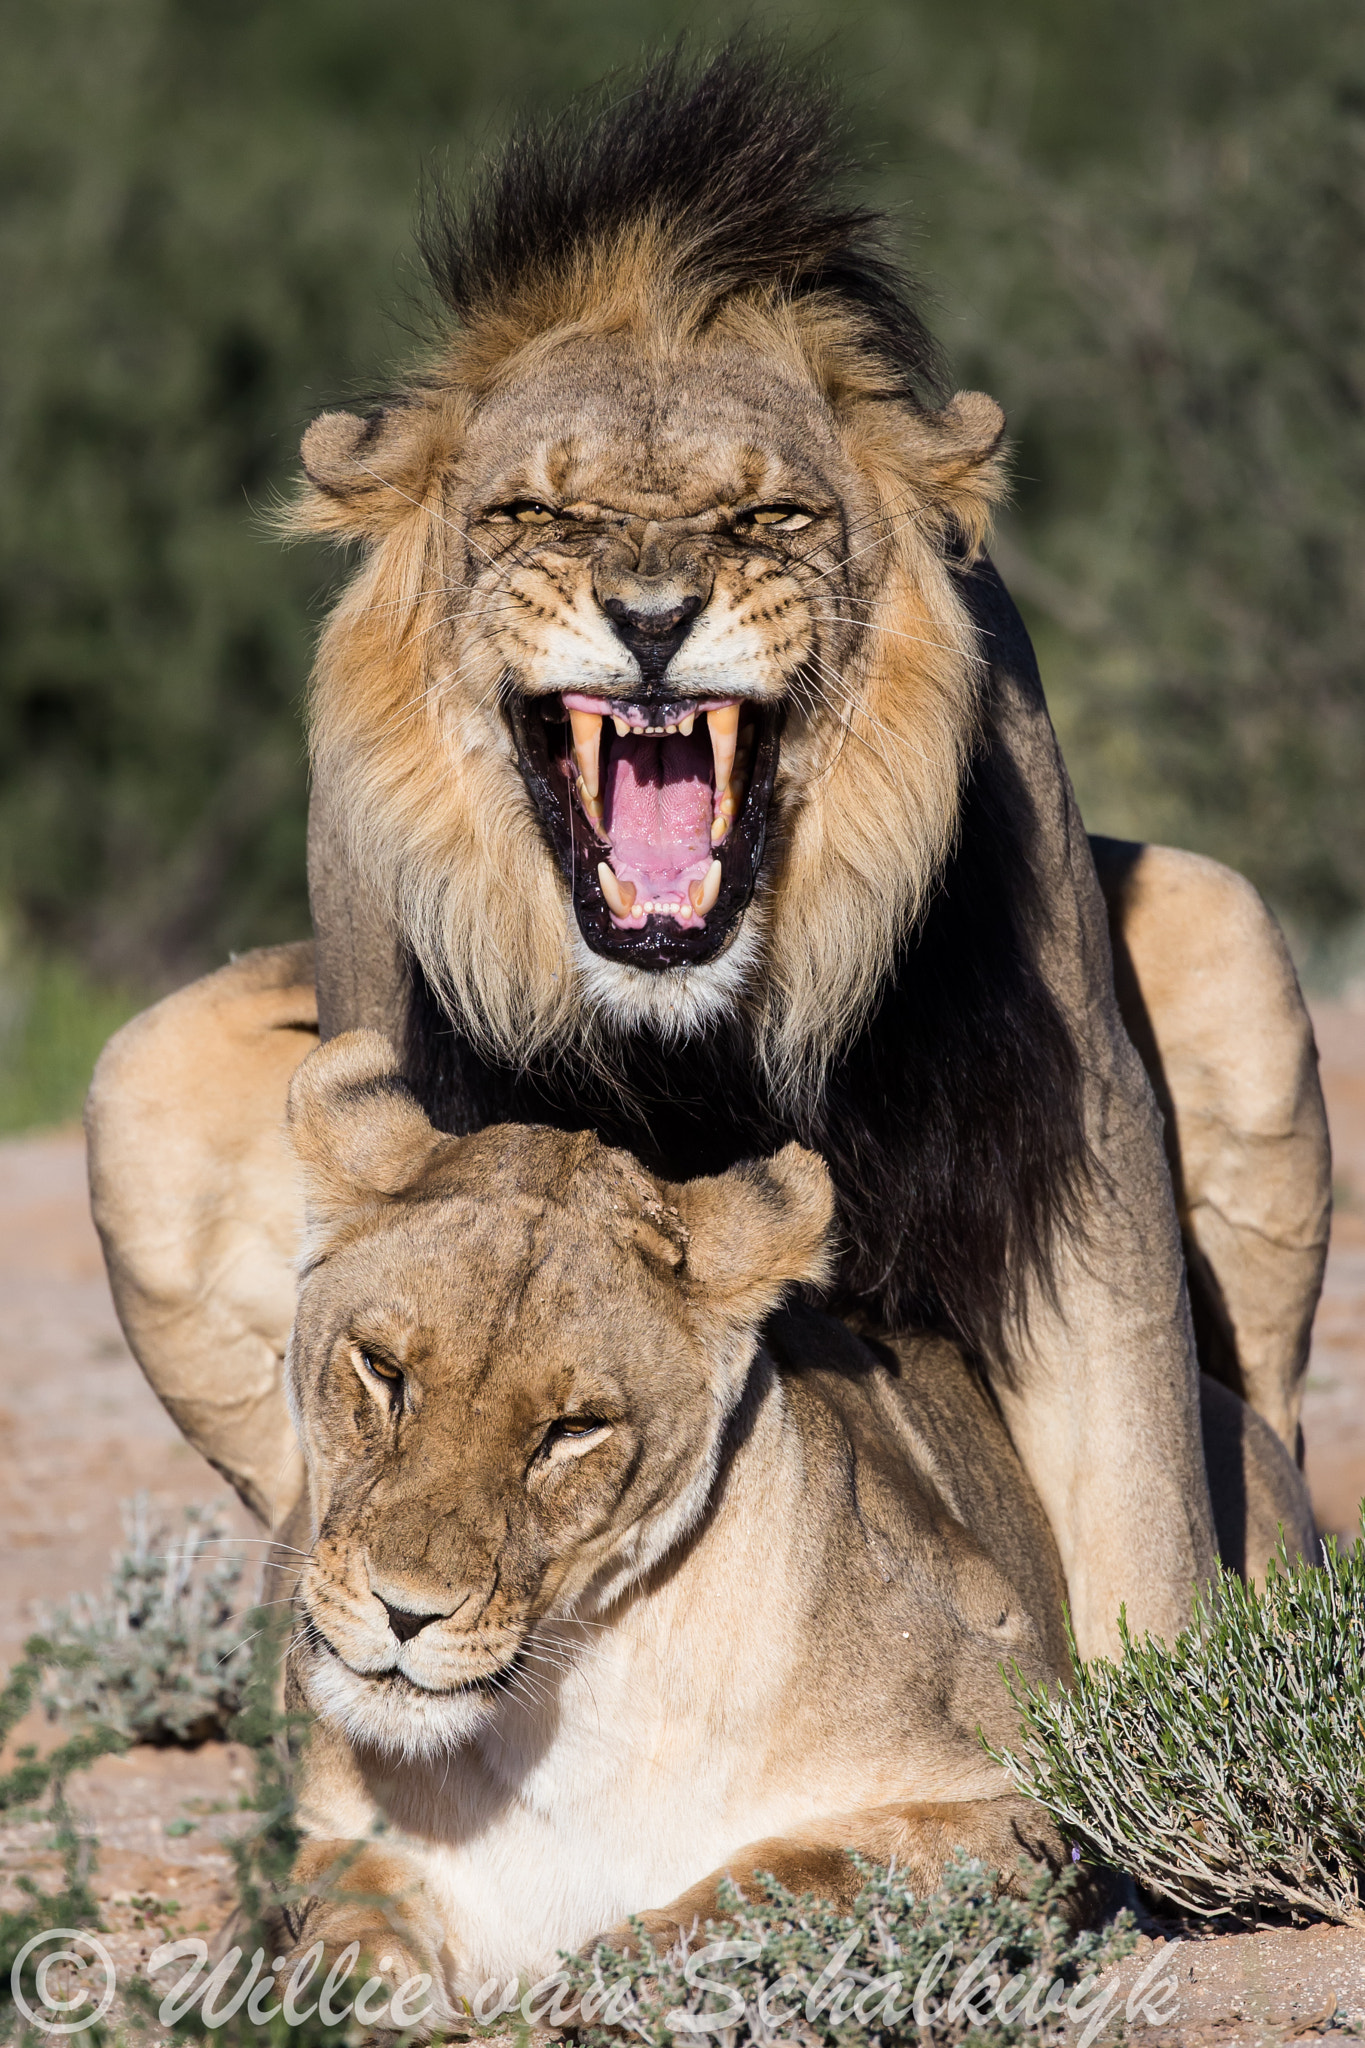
[542,1416,610,1457]
[487,500,560,524]
[355,1348,404,1398]
[744,505,813,531]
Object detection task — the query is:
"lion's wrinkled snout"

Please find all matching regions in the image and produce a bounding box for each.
[592,532,714,683]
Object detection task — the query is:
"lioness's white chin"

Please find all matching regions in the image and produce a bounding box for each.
[302,1644,500,1759]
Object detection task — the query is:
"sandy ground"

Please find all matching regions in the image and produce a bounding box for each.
[1,999,1363,2041]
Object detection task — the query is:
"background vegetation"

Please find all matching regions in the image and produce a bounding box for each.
[2,0,1362,1123]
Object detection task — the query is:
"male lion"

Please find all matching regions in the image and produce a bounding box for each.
[86,50,1330,1657]
[276,1032,1311,2029]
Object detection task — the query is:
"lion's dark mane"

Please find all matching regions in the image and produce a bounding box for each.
[418,43,946,408]
[403,559,1089,1366]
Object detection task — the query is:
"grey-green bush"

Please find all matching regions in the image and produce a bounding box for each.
[38,1496,257,1746]
[993,1531,1365,1927]
[561,1859,1135,2048]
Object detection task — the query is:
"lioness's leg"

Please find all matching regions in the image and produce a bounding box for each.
[603,1796,1066,1949]
[1201,1374,1318,1581]
[85,943,316,1526]
[1092,838,1330,1457]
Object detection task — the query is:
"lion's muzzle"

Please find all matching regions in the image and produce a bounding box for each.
[510,688,783,971]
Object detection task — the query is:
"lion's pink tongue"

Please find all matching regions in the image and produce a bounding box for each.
[604,728,715,915]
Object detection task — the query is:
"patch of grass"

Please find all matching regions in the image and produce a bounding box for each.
[0,945,142,1135]
[992,1527,1365,1927]
[37,1497,257,1747]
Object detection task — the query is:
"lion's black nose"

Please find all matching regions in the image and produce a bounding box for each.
[380,1598,445,1643]
[602,590,704,685]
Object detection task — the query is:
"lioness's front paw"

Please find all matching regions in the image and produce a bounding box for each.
[582,1908,690,1961]
[281,1912,441,2037]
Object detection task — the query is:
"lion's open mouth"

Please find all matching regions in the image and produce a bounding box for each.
[508,691,783,969]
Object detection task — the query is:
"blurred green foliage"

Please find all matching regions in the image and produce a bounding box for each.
[0,935,140,1132]
[0,0,1361,1049]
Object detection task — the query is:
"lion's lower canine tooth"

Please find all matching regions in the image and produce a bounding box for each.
[707,702,740,794]
[691,859,722,914]
[568,709,602,798]
[598,863,635,917]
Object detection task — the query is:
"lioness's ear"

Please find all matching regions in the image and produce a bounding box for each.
[287,399,457,542]
[287,1031,445,1225]
[669,1143,835,1323]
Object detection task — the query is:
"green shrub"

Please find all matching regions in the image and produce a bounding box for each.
[992,1531,1365,1927]
[562,1859,1135,2048]
[37,1497,257,1746]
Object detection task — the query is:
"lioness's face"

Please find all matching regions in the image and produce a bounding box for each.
[453,342,873,972]
[287,1054,832,1759]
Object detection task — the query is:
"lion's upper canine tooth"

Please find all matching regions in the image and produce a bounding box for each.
[568,709,602,800]
[598,863,636,917]
[707,702,740,801]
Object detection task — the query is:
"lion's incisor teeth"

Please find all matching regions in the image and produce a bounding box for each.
[678,712,695,737]
[568,709,602,799]
[707,702,740,794]
[711,816,728,846]
[689,860,723,915]
[598,863,636,917]
[612,715,630,738]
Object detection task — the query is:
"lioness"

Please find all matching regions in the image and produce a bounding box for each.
[279,1032,1314,2027]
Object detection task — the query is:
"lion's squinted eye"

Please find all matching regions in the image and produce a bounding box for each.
[487,500,562,525]
[741,504,813,531]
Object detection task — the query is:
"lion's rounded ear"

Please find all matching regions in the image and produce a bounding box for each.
[300,410,384,494]
[669,1143,835,1323]
[287,1031,445,1224]
[289,400,454,541]
[903,389,1008,550]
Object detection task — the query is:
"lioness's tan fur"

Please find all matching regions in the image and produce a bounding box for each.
[274,1031,1311,2032]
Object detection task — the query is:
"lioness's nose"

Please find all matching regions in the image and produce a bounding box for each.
[380,1597,446,1643]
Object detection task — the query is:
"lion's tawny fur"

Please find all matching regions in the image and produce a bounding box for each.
[292,289,1004,1100]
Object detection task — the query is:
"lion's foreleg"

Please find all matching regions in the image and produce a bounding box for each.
[988,668,1215,1660]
